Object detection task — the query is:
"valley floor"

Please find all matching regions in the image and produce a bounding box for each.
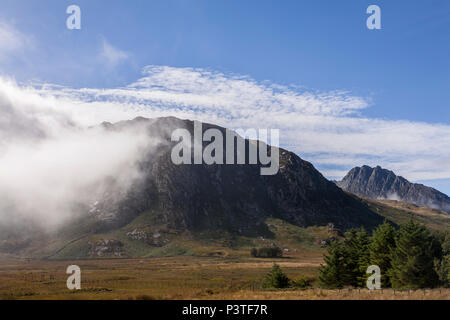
[0,255,448,300]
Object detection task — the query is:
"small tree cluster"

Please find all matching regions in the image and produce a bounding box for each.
[250,247,283,258]
[261,265,315,290]
[319,219,446,289]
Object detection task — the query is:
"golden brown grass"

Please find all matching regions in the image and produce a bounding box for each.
[208,288,449,300]
[362,197,450,231]
[0,256,448,300]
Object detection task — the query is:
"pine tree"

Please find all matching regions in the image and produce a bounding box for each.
[262,264,290,289]
[389,219,440,289]
[368,220,396,287]
[343,228,371,287]
[435,231,450,287]
[318,240,348,288]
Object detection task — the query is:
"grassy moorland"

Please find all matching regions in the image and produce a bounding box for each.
[0,199,448,300]
[360,197,450,231]
[0,255,318,300]
[0,255,448,300]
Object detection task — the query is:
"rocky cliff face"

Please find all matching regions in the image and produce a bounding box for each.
[85,117,383,235]
[336,165,450,214]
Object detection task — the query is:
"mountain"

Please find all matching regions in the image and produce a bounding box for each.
[1,117,385,258]
[336,165,450,214]
[88,117,383,233]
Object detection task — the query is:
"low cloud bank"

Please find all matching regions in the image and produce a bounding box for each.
[0,78,155,229]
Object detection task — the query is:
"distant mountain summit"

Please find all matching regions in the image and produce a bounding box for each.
[336,165,450,214]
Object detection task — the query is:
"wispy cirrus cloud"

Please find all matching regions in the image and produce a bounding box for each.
[98,38,130,68]
[1,66,450,185]
[0,20,34,60]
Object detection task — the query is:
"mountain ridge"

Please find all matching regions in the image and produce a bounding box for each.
[336,165,450,214]
[88,117,384,234]
[0,116,386,258]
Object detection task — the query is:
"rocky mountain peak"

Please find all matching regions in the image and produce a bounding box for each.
[86,117,384,234]
[336,165,450,213]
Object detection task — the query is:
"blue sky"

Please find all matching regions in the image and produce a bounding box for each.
[0,0,449,194]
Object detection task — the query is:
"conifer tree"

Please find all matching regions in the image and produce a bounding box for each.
[318,240,348,288]
[389,219,440,289]
[343,228,371,287]
[435,231,450,287]
[262,264,290,289]
[368,220,396,287]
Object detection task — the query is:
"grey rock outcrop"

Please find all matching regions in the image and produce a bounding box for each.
[336,165,450,213]
[88,239,123,257]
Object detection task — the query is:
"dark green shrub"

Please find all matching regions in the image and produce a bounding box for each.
[292,277,314,289]
[262,264,290,289]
